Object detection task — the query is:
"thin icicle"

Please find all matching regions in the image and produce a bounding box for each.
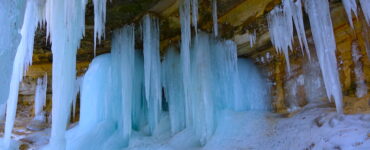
[142,15,162,134]
[3,0,42,148]
[360,0,370,24]
[179,0,192,127]
[249,30,256,48]
[93,0,107,56]
[303,0,343,113]
[192,0,198,34]
[342,0,358,28]
[292,0,311,60]
[212,0,218,36]
[351,42,368,98]
[72,76,83,120]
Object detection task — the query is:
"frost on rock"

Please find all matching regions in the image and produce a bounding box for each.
[342,0,357,28]
[3,0,44,148]
[268,0,310,73]
[303,0,343,113]
[212,0,218,36]
[93,0,107,56]
[44,0,87,149]
[142,15,162,134]
[179,0,193,127]
[34,73,48,121]
[351,42,368,98]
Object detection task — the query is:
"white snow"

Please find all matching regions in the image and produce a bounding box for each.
[342,0,358,28]
[303,0,343,113]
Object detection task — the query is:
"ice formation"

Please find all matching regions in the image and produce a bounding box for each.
[179,0,192,127]
[72,76,83,120]
[192,0,198,34]
[249,30,256,48]
[93,0,107,56]
[34,74,48,121]
[303,0,343,113]
[143,15,162,134]
[3,0,43,147]
[212,0,218,36]
[268,0,310,73]
[351,42,368,98]
[44,0,87,148]
[342,0,357,28]
[360,0,370,24]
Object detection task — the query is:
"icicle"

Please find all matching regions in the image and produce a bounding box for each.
[3,0,42,148]
[249,30,256,48]
[351,42,368,98]
[44,0,87,148]
[212,0,218,36]
[292,0,311,60]
[360,0,370,24]
[192,0,198,34]
[267,0,294,73]
[162,46,186,134]
[142,15,162,134]
[342,0,358,28]
[34,73,48,121]
[93,0,107,56]
[303,0,343,113]
[179,0,192,127]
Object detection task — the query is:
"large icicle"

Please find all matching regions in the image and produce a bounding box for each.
[303,0,343,113]
[292,0,311,60]
[142,15,162,134]
[212,0,218,36]
[360,0,370,24]
[351,42,368,98]
[342,0,357,28]
[162,47,186,134]
[179,0,192,127]
[3,0,42,148]
[34,73,48,120]
[93,0,107,56]
[44,0,87,149]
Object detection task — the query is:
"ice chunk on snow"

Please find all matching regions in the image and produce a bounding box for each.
[303,0,343,113]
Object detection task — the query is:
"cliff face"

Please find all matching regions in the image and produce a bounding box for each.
[17,0,369,123]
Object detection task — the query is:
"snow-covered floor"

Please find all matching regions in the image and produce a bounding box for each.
[6,102,370,150]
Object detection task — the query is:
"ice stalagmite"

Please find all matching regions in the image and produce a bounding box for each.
[212,0,218,36]
[143,15,162,134]
[179,0,192,127]
[162,47,186,134]
[351,42,368,98]
[303,0,343,113]
[3,0,42,148]
[342,0,357,28]
[44,0,87,149]
[360,0,370,24]
[93,0,107,56]
[34,74,48,121]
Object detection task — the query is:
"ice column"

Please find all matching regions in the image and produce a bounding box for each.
[162,47,186,134]
[45,0,87,148]
[351,42,368,98]
[34,73,48,120]
[342,0,357,28]
[4,0,42,148]
[179,0,192,127]
[142,15,162,134]
[303,0,343,113]
[93,0,107,56]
